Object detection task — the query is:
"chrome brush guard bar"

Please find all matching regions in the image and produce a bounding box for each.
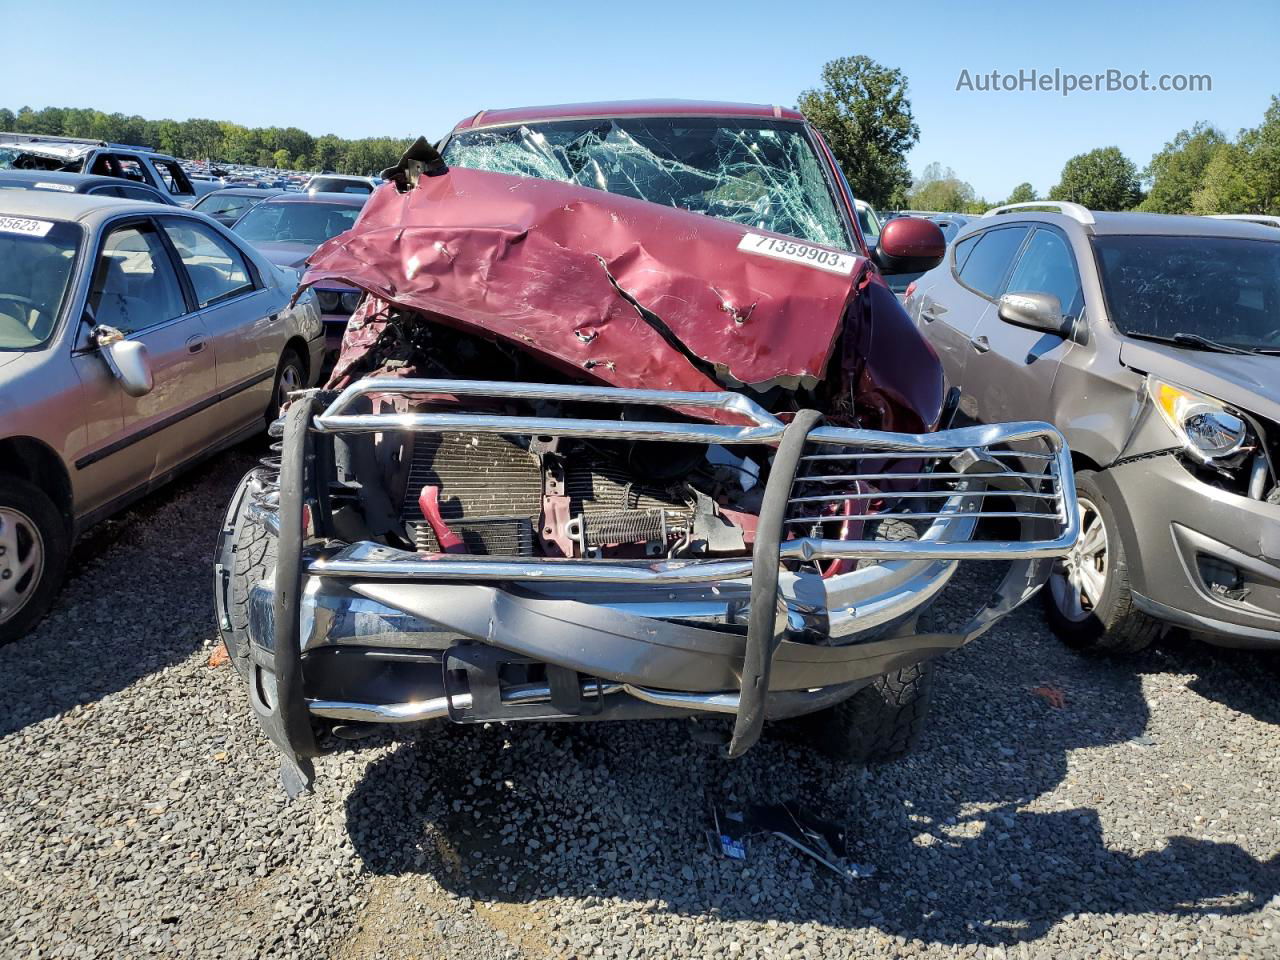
[309,377,1080,574]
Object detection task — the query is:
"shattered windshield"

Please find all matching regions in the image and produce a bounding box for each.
[442,117,852,250]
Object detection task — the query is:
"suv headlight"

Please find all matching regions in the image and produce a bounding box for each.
[1147,377,1250,463]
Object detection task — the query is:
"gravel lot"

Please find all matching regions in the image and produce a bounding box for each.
[2,442,1279,959]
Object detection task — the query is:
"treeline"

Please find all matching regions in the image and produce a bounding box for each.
[1041,94,1280,214]
[905,93,1280,215]
[0,105,414,175]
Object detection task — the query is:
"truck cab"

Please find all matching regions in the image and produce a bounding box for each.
[0,133,211,206]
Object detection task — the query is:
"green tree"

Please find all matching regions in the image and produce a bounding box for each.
[797,55,919,208]
[1193,95,1280,215]
[0,107,14,130]
[906,163,976,212]
[271,148,290,169]
[1049,147,1142,210]
[1005,182,1037,205]
[1139,122,1227,213]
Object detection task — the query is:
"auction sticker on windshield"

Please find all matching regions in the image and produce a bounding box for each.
[0,216,55,237]
[738,232,856,276]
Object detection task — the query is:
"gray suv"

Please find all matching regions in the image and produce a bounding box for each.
[906,201,1280,652]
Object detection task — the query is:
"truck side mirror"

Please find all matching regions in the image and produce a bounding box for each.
[874,217,946,275]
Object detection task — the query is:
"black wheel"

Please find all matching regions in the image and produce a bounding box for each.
[807,661,936,763]
[1043,470,1163,654]
[0,478,70,646]
[220,475,278,679]
[800,610,937,763]
[269,348,306,424]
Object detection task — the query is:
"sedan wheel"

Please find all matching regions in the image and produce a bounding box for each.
[276,359,304,417]
[1049,497,1107,623]
[0,506,46,627]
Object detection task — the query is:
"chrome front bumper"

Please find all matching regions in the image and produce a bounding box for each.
[225,380,1079,792]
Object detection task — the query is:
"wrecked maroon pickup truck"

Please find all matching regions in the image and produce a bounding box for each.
[213,101,1078,794]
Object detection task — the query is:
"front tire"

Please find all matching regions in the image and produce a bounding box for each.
[218,472,278,679]
[269,348,306,424]
[1043,470,1162,654]
[0,479,69,646]
[800,610,937,763]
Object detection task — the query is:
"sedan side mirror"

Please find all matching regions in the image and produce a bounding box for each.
[997,291,1068,336]
[93,325,154,397]
[873,216,946,275]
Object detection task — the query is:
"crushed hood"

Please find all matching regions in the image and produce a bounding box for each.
[300,167,868,393]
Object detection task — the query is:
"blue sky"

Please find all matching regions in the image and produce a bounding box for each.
[1,0,1275,200]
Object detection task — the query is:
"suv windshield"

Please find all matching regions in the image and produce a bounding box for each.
[233,201,361,246]
[442,117,851,250]
[1094,235,1280,351]
[0,217,80,350]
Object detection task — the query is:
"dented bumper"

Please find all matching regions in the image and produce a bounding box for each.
[216,380,1078,793]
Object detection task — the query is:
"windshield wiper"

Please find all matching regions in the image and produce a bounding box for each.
[1127,331,1252,355]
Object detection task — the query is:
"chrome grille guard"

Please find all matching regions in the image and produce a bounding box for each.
[310,378,1079,573]
[247,380,1079,778]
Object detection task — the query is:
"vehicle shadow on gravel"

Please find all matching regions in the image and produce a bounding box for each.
[0,444,258,740]
[343,567,1280,949]
[1138,630,1280,727]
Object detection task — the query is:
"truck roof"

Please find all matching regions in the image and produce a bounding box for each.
[452,99,807,131]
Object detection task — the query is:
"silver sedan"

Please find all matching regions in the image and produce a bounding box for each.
[0,191,324,643]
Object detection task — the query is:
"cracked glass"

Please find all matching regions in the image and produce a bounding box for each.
[442,117,852,250]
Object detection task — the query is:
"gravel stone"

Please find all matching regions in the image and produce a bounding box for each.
[1,443,1278,958]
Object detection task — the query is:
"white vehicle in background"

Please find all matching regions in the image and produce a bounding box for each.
[854,198,882,250]
[1208,214,1280,229]
[0,133,218,206]
[303,174,379,195]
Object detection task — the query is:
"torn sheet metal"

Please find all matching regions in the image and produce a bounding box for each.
[300,166,865,394]
[708,801,875,882]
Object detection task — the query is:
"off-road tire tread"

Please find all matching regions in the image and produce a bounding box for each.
[810,659,937,763]
[226,506,277,678]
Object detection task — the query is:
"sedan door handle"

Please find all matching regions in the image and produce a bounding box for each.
[970,335,991,353]
[921,303,944,322]
[186,336,205,354]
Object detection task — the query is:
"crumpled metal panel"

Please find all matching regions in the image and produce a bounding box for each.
[300,167,865,393]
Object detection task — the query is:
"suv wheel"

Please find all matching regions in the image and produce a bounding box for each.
[1044,470,1162,653]
[0,479,69,645]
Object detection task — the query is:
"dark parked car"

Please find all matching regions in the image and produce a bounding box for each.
[191,187,284,226]
[213,100,1076,794]
[906,200,1280,653]
[0,170,177,205]
[230,191,369,352]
